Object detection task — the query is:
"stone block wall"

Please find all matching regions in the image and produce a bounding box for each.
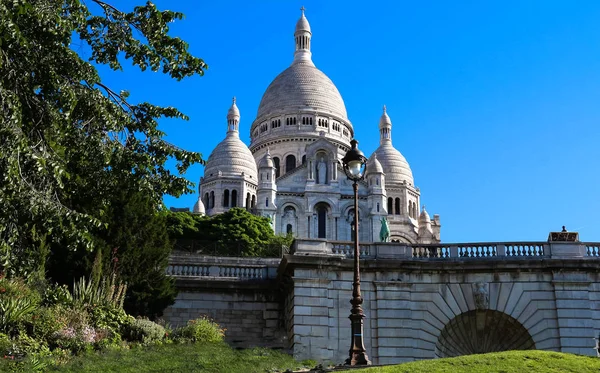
[163,288,287,349]
[285,262,600,365]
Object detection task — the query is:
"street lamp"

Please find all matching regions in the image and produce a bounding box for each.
[341,139,371,366]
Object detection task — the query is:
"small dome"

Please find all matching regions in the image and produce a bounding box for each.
[204,100,257,180]
[419,206,431,223]
[367,152,384,174]
[227,97,240,120]
[379,105,392,128]
[193,198,205,215]
[295,9,311,33]
[374,143,414,185]
[204,135,257,179]
[259,149,274,168]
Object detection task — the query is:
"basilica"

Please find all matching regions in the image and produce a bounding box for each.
[193,9,440,244]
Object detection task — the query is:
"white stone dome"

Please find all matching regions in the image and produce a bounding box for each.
[204,134,257,179]
[255,62,349,122]
[374,143,414,185]
[259,149,274,168]
[366,152,384,175]
[419,206,431,223]
[204,100,258,180]
[374,106,414,185]
[193,198,205,215]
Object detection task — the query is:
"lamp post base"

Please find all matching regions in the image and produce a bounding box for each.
[345,312,371,366]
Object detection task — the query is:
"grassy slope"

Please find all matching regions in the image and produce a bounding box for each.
[45,343,314,373]
[348,350,600,373]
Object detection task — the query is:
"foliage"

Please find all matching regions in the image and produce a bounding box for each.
[0,0,205,277]
[123,318,165,345]
[172,317,225,344]
[44,342,315,373]
[168,209,293,257]
[99,191,177,319]
[0,278,41,334]
[72,275,126,309]
[41,284,73,307]
[348,350,600,373]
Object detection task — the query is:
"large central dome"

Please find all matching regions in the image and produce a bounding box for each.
[256,61,348,121]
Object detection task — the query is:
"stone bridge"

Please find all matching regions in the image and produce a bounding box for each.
[163,236,600,364]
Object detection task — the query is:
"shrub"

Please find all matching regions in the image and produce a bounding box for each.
[0,277,42,334]
[173,316,225,343]
[27,307,63,342]
[88,304,133,338]
[41,284,73,307]
[124,318,166,344]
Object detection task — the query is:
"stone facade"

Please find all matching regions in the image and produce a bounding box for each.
[164,240,600,364]
[193,10,441,244]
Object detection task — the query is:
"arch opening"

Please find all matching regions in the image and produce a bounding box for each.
[435,310,535,358]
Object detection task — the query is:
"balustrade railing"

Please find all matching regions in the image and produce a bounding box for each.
[587,244,600,257]
[167,255,279,280]
[410,242,547,259]
[332,242,371,257]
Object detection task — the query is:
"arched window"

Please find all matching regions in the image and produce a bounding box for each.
[377,203,380,213]
[413,204,417,219]
[376,178,379,186]
[246,193,251,210]
[204,193,209,209]
[223,189,229,207]
[287,224,293,234]
[273,157,280,178]
[251,195,256,208]
[315,203,328,239]
[286,155,296,173]
[302,155,306,164]
[231,190,237,207]
[387,197,393,215]
[266,197,269,207]
[395,198,400,215]
[408,201,413,217]
[209,191,215,209]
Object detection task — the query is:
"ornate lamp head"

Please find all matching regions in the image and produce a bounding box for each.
[342,139,367,181]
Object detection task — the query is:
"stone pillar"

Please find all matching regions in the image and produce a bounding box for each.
[552,272,594,355]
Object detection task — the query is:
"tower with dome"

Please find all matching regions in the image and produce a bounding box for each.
[194,9,440,244]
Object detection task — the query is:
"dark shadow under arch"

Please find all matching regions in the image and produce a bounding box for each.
[435,309,535,358]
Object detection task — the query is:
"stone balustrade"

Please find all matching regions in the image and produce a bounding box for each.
[292,239,600,260]
[167,254,280,280]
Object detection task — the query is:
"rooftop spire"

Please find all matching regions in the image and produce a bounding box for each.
[227,97,240,135]
[379,105,392,145]
[293,7,314,66]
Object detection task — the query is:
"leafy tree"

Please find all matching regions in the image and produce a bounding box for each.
[0,0,206,277]
[168,208,293,257]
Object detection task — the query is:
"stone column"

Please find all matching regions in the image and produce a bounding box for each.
[552,272,594,355]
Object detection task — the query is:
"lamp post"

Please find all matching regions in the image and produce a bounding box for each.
[341,139,371,366]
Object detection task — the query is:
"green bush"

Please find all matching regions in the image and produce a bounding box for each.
[0,277,42,334]
[42,284,73,307]
[28,307,63,342]
[173,316,225,343]
[124,318,166,344]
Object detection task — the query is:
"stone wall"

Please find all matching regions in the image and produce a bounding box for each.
[281,256,600,365]
[164,287,287,349]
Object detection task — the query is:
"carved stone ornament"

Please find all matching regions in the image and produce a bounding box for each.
[472,282,489,310]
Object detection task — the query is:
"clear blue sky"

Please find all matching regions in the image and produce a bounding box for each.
[96,1,600,243]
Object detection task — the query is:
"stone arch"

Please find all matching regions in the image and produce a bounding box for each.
[285,154,296,174]
[281,203,300,237]
[407,280,561,360]
[435,310,535,357]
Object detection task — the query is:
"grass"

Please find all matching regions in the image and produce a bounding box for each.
[43,342,315,373]
[346,350,600,373]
